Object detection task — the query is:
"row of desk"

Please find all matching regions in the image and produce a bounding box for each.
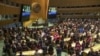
[16,44,100,56]
[16,33,100,56]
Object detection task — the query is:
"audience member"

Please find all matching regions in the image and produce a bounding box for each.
[1,18,100,56]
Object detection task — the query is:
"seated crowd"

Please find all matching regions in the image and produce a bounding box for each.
[0,18,100,56]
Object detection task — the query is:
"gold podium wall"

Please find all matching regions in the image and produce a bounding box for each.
[23,0,49,27]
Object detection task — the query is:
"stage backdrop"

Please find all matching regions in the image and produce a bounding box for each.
[23,0,49,27]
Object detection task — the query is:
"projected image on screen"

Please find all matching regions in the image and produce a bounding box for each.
[48,7,57,18]
[21,5,31,21]
[22,6,30,16]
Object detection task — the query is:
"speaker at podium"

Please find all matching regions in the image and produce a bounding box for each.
[32,18,45,26]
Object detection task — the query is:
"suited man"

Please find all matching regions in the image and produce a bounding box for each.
[56,44,62,56]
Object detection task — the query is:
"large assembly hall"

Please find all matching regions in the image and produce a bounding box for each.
[0,0,100,56]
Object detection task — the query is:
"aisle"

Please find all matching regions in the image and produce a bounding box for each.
[0,40,4,56]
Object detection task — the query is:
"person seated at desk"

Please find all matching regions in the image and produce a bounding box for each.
[87,48,98,56]
[75,41,82,56]
[86,35,92,48]
[21,42,28,51]
[82,39,86,50]
[11,43,17,55]
[16,43,22,52]
[67,44,74,56]
[18,51,22,56]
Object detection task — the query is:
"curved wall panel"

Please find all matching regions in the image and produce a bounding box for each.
[9,0,32,5]
[59,15,100,18]
[50,0,100,7]
[0,18,18,26]
[58,7,100,13]
[49,0,100,19]
[0,3,20,26]
[0,3,20,14]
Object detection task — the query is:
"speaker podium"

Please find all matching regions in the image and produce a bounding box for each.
[23,0,49,27]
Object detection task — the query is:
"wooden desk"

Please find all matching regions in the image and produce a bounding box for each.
[16,49,43,56]
[64,38,71,42]
[16,50,36,56]
[84,44,100,53]
[71,41,83,47]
